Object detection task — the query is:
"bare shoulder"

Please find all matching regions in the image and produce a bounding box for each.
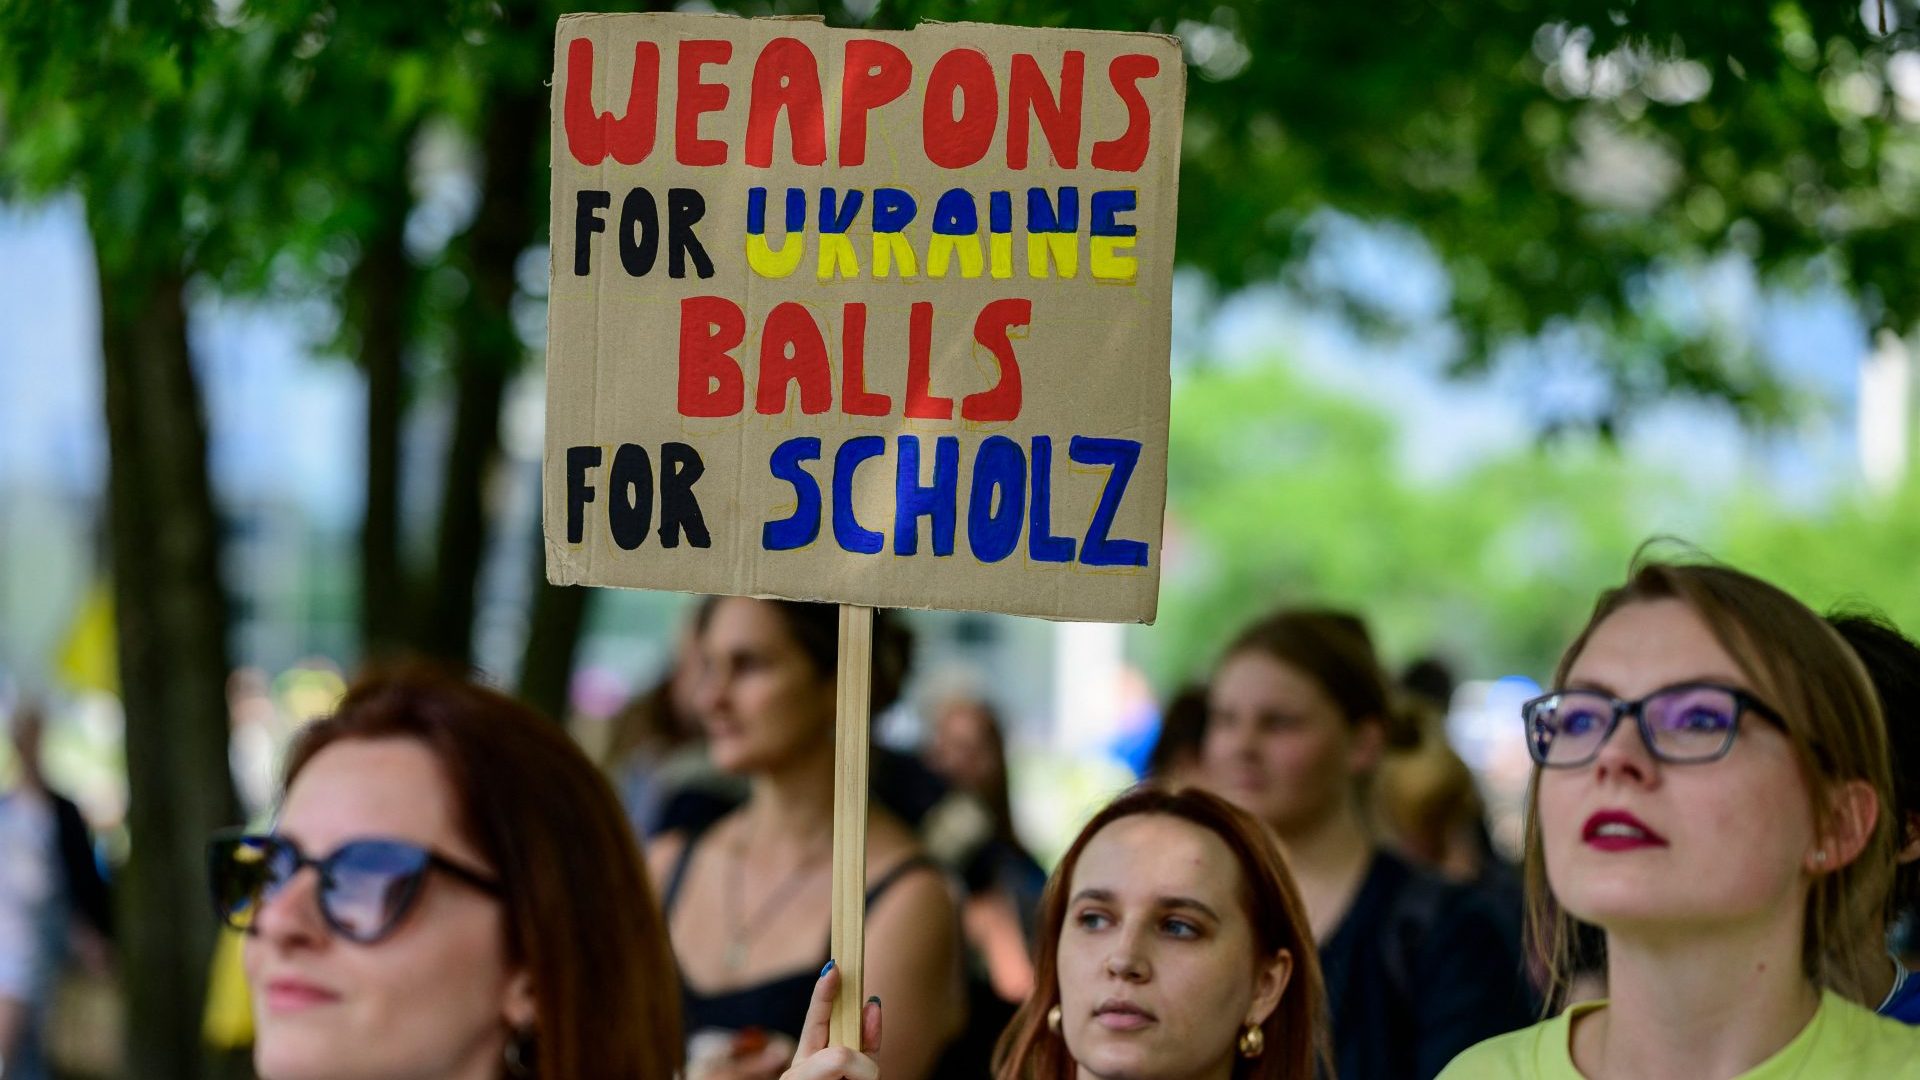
[875,868,956,944]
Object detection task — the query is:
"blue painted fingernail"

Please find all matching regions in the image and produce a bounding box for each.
[868,996,881,1006]
[820,959,836,977]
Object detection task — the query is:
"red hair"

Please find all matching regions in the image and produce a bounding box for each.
[992,785,1328,1080]
[284,665,682,1079]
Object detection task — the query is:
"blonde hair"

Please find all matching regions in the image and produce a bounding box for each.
[1525,557,1893,1007]
[1374,704,1483,866]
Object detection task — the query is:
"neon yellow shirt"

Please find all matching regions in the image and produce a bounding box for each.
[1437,991,1920,1079]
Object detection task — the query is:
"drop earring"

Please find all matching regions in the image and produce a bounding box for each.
[504,1026,536,1077]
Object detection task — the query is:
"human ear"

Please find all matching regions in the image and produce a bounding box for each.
[502,967,537,1030]
[1248,948,1293,1027]
[1348,718,1387,777]
[1808,778,1880,874]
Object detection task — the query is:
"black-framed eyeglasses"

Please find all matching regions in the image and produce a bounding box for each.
[1521,681,1786,768]
[209,832,503,944]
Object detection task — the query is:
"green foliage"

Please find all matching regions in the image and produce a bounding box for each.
[1145,354,1917,684]
[1172,1,1914,423]
[1718,480,1920,635]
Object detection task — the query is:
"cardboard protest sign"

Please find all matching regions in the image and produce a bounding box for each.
[544,12,1184,623]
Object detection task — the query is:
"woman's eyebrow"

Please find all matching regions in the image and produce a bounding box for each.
[1069,889,1221,922]
[1562,674,1743,695]
[1158,896,1221,921]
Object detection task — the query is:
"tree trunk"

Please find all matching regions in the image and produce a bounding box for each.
[94,238,238,1080]
[355,183,413,662]
[514,0,679,708]
[516,553,594,723]
[420,77,544,667]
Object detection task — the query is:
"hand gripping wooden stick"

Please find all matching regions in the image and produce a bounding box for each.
[829,604,873,1047]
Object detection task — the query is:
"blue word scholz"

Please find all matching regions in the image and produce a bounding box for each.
[760,434,1150,567]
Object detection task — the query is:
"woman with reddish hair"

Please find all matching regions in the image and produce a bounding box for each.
[209,666,682,1079]
[783,784,1327,1080]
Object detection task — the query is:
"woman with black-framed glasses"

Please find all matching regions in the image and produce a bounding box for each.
[208,665,682,1079]
[1441,557,1920,1079]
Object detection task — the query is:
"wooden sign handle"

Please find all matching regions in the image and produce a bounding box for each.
[829,604,874,1047]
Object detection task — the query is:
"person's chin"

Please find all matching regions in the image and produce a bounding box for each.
[707,739,765,775]
[1204,779,1265,813]
[1242,797,1318,835]
[1072,1032,1168,1080]
[255,1026,357,1080]
[1559,882,1694,929]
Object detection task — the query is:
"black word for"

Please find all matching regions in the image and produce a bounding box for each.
[565,442,712,550]
[574,188,715,279]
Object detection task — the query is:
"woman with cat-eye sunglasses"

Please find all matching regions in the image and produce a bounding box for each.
[210,832,502,945]
[210,666,682,1079]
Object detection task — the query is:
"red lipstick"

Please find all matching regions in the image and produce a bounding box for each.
[1582,810,1668,851]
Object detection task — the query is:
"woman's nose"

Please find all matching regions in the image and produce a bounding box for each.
[1590,714,1657,786]
[1203,718,1246,760]
[252,867,328,947]
[1104,929,1150,983]
[691,666,725,716]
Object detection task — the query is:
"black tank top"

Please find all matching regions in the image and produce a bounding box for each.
[663,822,940,1039]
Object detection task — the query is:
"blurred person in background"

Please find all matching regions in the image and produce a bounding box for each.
[1203,608,1528,1080]
[1372,719,1497,883]
[1385,657,1524,896]
[0,703,73,1080]
[924,694,1046,1005]
[604,619,716,840]
[14,702,111,959]
[649,598,963,1080]
[638,606,964,858]
[210,666,681,1079]
[1372,701,1530,1007]
[1442,560,1920,1078]
[1144,684,1208,790]
[1828,610,1920,1022]
[1399,656,1457,721]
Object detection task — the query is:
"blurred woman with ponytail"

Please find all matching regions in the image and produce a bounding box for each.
[1202,608,1528,1080]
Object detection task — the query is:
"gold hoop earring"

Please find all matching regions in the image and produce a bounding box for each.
[1237,1023,1265,1059]
[1046,1004,1062,1035]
